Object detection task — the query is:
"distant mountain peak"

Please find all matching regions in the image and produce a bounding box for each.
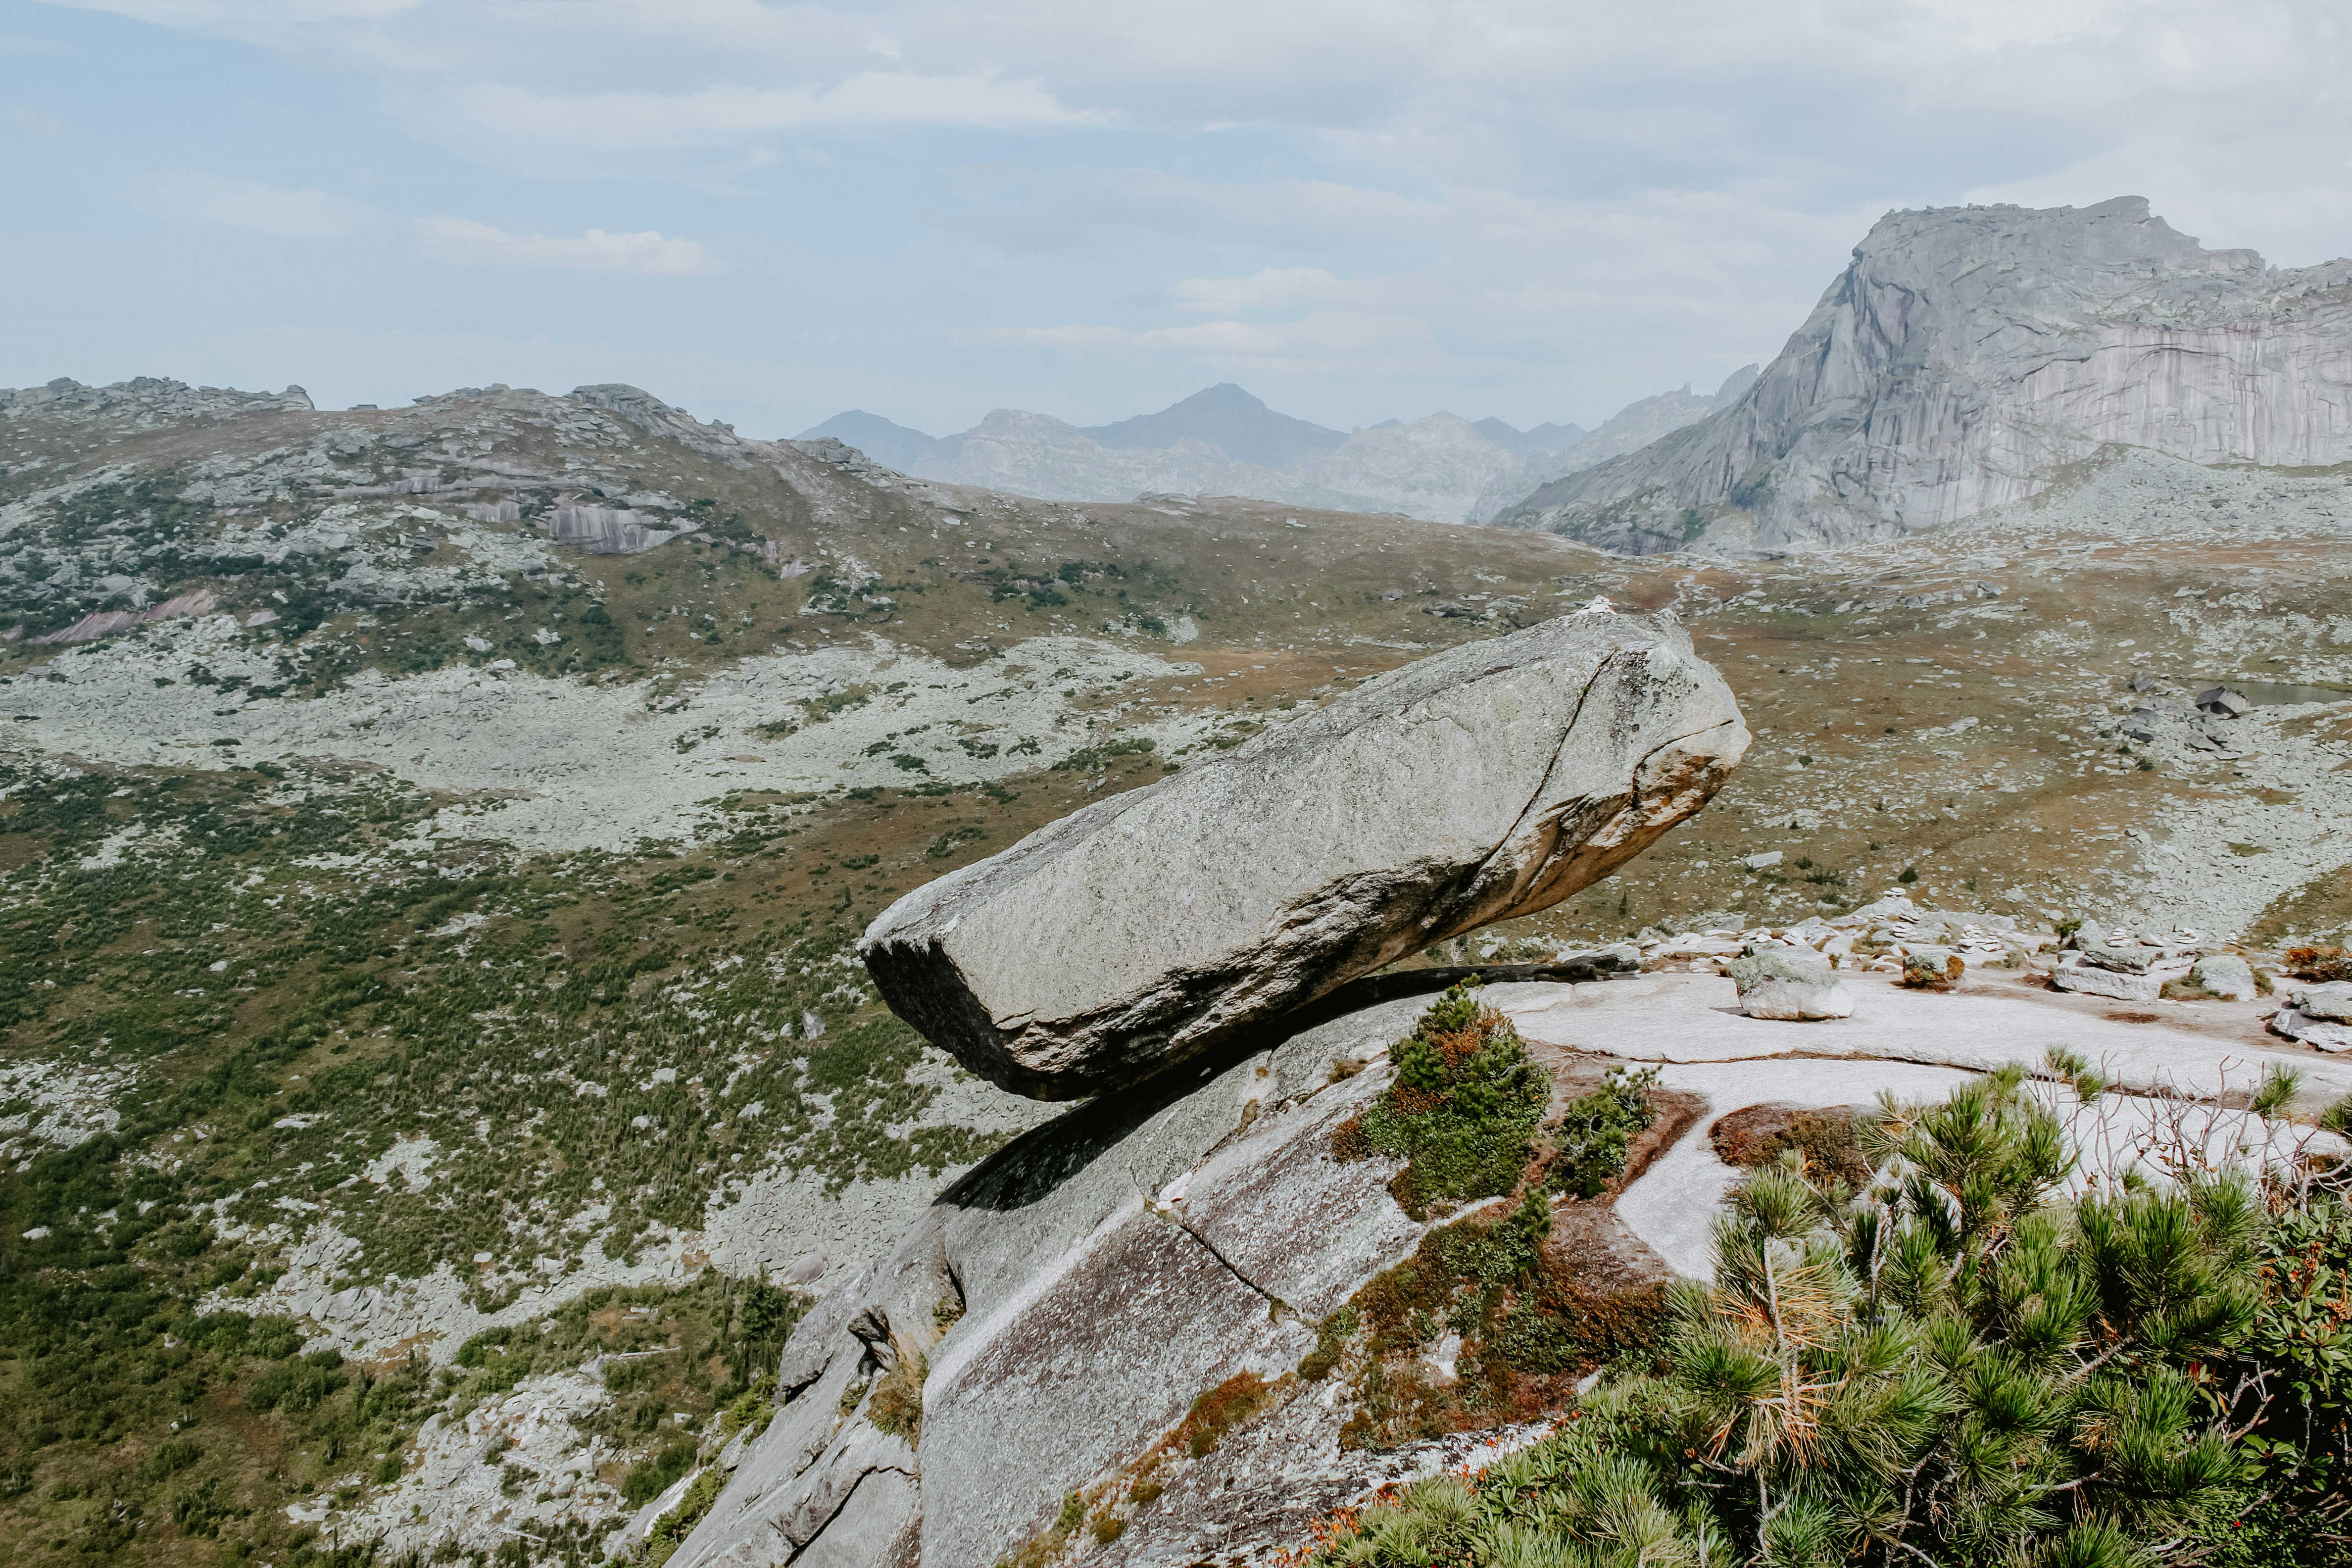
[1080,384,1346,469]
[1170,383,1267,410]
[796,409,940,472]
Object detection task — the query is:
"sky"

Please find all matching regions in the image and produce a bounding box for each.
[2,0,2347,440]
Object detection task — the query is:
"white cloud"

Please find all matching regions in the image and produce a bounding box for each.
[444,71,1091,152]
[118,169,374,237]
[418,218,717,274]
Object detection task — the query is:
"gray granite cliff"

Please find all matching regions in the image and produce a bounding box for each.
[1496,196,2352,552]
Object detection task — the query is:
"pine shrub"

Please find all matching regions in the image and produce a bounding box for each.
[1311,1069,2313,1567]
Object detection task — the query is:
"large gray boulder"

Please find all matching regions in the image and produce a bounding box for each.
[1493,197,2352,552]
[2053,961,2163,1003]
[860,612,1748,1098]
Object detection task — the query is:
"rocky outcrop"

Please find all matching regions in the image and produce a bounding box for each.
[544,505,696,555]
[0,375,314,427]
[674,949,2352,1568]
[25,589,218,646]
[570,383,754,470]
[1496,196,2352,553]
[667,987,1669,1568]
[860,612,1748,1099]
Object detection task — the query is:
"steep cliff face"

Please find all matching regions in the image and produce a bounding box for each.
[1496,196,2352,552]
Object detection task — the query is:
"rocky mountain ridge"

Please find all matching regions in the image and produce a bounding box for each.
[797,378,1748,525]
[1497,196,2352,553]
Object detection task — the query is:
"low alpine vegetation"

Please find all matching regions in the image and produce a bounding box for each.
[1310,1067,2345,1567]
[1310,983,1670,1449]
[1335,980,1551,1217]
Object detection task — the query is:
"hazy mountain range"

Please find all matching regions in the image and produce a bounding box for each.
[799,372,1757,526]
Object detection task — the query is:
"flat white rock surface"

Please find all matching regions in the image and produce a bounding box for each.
[1497,972,2350,1278]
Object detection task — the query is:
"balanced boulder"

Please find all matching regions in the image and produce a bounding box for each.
[860,612,1749,1098]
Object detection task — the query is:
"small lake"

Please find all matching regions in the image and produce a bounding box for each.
[2200,679,2352,707]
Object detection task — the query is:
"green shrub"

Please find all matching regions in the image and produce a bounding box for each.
[136,1437,202,1482]
[648,1464,726,1561]
[1341,981,1550,1216]
[1547,1067,1661,1198]
[622,1439,697,1506]
[247,1356,347,1413]
[169,1476,245,1539]
[869,1339,926,1443]
[1175,1372,1271,1458]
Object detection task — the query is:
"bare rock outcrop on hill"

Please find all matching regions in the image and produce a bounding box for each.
[570,383,755,470]
[0,375,314,427]
[860,612,1748,1099]
[1497,196,2352,553]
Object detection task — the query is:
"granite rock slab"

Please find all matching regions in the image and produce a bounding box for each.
[860,611,1747,1098]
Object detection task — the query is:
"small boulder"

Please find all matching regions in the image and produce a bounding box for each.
[2081,942,2158,974]
[2052,962,2161,1003]
[2187,954,2257,1002]
[1728,950,1854,1021]
[2293,981,2352,1023]
[2271,997,2352,1053]
[861,613,1749,1099]
[1899,947,1964,989]
[2196,686,2252,718]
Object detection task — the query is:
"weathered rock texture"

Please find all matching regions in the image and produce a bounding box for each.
[1727,949,1854,1021]
[860,612,1748,1098]
[1496,196,2352,553]
[668,992,1670,1568]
